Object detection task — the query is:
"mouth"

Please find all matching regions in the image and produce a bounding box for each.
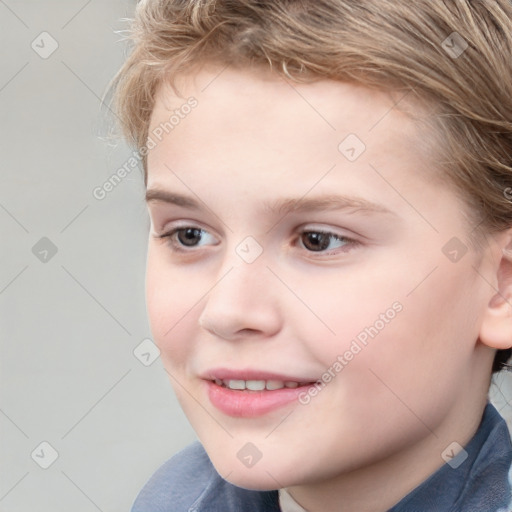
[202,370,317,417]
[211,378,312,391]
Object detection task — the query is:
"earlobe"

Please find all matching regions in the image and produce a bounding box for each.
[479,228,512,350]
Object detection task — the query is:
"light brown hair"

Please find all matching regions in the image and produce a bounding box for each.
[110,0,512,371]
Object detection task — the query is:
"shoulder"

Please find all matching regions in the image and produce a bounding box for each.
[455,405,512,511]
[390,404,512,512]
[130,442,215,512]
[130,441,280,512]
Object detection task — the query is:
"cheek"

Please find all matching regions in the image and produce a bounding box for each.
[145,246,203,366]
[301,255,481,403]
[350,262,481,415]
[287,265,407,365]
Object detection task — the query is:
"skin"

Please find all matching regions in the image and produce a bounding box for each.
[144,65,512,512]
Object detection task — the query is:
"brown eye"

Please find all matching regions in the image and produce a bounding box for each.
[299,231,352,253]
[301,232,331,251]
[158,225,219,252]
[176,228,203,247]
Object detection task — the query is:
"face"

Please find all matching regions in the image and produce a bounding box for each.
[145,66,497,490]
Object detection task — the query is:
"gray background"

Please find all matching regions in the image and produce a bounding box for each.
[1,2,196,511]
[0,1,511,511]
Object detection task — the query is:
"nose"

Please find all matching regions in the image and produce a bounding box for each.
[198,257,283,341]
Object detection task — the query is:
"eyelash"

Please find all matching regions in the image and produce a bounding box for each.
[156,225,359,256]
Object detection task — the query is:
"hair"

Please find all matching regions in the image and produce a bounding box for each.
[110,0,512,372]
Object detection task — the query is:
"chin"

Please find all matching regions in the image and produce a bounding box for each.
[205,446,303,491]
[220,467,282,491]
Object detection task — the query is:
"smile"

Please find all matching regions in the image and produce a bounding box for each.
[204,375,316,417]
[213,379,307,391]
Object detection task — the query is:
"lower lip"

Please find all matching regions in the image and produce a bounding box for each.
[205,380,313,418]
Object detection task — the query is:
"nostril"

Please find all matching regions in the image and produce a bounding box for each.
[237,328,261,336]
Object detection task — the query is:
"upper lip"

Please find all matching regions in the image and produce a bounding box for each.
[200,368,317,383]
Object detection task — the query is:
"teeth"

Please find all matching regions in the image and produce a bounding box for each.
[266,380,285,390]
[246,380,266,391]
[227,379,245,390]
[217,379,301,390]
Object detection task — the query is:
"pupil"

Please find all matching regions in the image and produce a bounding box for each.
[179,228,201,246]
[304,232,329,251]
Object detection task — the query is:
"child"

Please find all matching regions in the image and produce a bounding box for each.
[111,0,512,510]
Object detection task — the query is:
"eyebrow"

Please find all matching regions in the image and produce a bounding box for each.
[145,188,395,217]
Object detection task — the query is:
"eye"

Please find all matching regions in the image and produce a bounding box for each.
[158,226,219,251]
[298,230,355,253]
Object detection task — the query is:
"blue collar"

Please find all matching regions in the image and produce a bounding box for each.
[193,403,512,512]
[132,403,512,512]
[388,402,512,512]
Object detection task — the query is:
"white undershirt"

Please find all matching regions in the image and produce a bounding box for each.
[278,489,309,512]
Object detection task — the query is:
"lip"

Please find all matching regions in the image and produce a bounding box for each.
[201,367,317,418]
[200,367,316,382]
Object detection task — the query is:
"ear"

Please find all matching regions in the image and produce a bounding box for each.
[479,228,512,350]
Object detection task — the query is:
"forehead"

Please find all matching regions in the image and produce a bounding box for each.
[146,66,457,221]
[148,66,432,165]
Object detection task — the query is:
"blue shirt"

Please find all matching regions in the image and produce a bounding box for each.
[132,403,512,511]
